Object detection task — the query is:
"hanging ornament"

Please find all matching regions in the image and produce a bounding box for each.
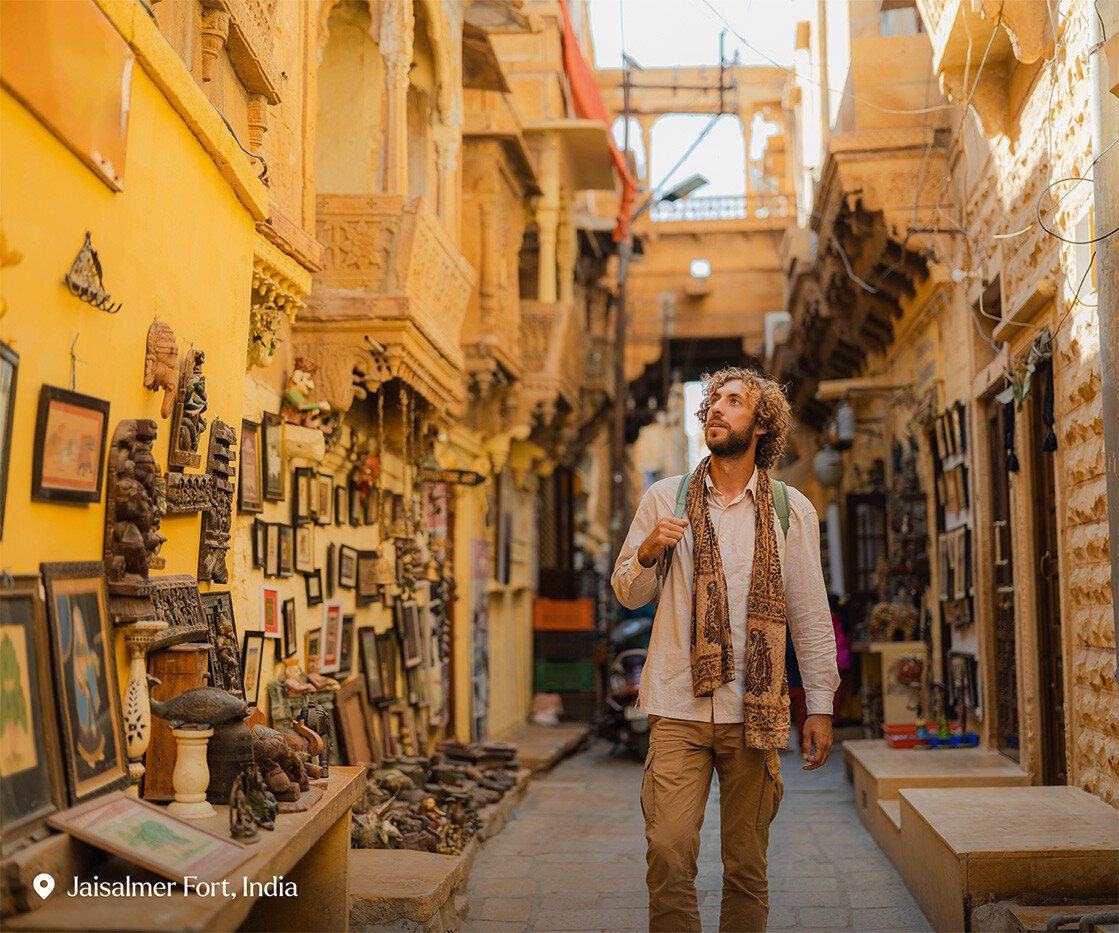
[1003,401,1019,473]
[1040,361,1057,453]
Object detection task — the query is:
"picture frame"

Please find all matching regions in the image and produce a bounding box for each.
[282,598,297,660]
[356,550,379,605]
[304,568,323,606]
[252,518,267,569]
[265,522,280,577]
[349,476,363,526]
[305,627,322,676]
[32,386,110,503]
[364,488,379,526]
[237,420,263,514]
[334,678,378,767]
[199,591,243,699]
[278,525,294,578]
[377,632,399,702]
[316,473,333,525]
[337,614,355,677]
[294,524,314,574]
[334,484,347,528]
[338,545,358,589]
[261,585,281,639]
[48,792,253,885]
[326,543,336,598]
[0,575,65,852]
[0,342,18,537]
[395,598,423,669]
[358,626,384,704]
[261,411,284,502]
[241,631,266,705]
[292,467,313,526]
[320,600,344,674]
[40,561,130,804]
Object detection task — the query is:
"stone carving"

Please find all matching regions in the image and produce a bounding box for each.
[148,575,210,650]
[164,472,212,513]
[199,9,231,82]
[198,419,236,584]
[282,358,334,435]
[169,349,208,469]
[317,195,401,288]
[104,419,167,585]
[143,320,179,419]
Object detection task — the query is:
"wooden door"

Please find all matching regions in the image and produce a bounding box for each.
[844,492,886,634]
[987,402,1019,758]
[144,643,211,800]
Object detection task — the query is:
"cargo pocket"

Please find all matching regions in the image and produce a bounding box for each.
[640,748,655,825]
[755,751,784,828]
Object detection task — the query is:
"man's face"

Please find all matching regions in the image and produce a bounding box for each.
[704,379,766,458]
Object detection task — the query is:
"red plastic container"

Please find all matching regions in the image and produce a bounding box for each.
[882,722,963,748]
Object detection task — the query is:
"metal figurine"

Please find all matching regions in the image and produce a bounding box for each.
[229,766,260,842]
[246,763,278,830]
[65,231,122,314]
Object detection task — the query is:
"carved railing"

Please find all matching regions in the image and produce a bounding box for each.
[519,300,584,420]
[649,194,792,223]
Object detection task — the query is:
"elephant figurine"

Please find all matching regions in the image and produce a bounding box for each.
[297,701,333,778]
[287,718,325,780]
[251,725,308,802]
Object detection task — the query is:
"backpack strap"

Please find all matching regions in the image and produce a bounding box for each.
[771,479,790,538]
[662,472,692,578]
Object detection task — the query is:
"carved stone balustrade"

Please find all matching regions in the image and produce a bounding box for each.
[519,300,585,426]
[297,194,477,416]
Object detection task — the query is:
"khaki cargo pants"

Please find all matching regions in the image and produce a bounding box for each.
[642,715,784,932]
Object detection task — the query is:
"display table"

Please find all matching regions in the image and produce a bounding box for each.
[7,766,365,932]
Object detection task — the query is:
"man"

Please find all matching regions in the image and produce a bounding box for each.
[612,367,840,933]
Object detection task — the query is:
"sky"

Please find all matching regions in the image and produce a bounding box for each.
[588,0,797,198]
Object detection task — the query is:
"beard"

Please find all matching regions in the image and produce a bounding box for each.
[705,414,758,459]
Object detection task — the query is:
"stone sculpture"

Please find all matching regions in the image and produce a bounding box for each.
[143,319,179,419]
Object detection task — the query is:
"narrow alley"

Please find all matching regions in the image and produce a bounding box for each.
[464,740,931,932]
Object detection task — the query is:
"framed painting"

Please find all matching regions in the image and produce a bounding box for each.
[320,601,344,674]
[261,585,281,639]
[377,632,399,702]
[334,484,347,528]
[282,598,297,660]
[334,678,378,767]
[265,522,280,577]
[199,591,243,699]
[40,562,130,804]
[32,386,110,503]
[325,543,336,598]
[0,575,65,852]
[395,598,423,669]
[261,412,284,502]
[238,420,263,513]
[241,632,265,706]
[0,343,17,537]
[348,477,363,526]
[304,568,323,606]
[316,473,333,525]
[292,467,313,526]
[49,792,252,884]
[305,627,322,677]
[252,518,267,569]
[358,626,384,704]
[337,614,355,677]
[356,550,379,605]
[278,525,294,578]
[338,545,358,590]
[294,523,314,574]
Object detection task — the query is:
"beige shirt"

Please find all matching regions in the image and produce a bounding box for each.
[611,469,840,722]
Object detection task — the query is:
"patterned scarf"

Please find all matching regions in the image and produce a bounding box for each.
[686,457,790,749]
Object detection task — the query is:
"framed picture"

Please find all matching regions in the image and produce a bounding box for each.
[305,627,322,676]
[199,591,243,699]
[40,561,130,804]
[304,568,323,606]
[241,631,266,705]
[0,575,65,851]
[326,543,336,598]
[337,614,355,677]
[937,535,950,601]
[334,484,347,528]
[316,473,333,525]
[292,467,313,526]
[349,477,363,526]
[320,601,344,674]
[261,585,281,638]
[338,545,358,589]
[334,678,378,767]
[356,550,379,605]
[48,792,253,885]
[278,525,294,578]
[358,627,384,704]
[282,598,297,659]
[238,420,263,513]
[0,343,17,537]
[261,412,284,502]
[265,522,280,577]
[294,524,314,574]
[32,386,110,503]
[395,598,423,669]
[377,632,399,702]
[252,518,267,569]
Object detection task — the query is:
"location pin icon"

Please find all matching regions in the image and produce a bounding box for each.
[33,873,55,899]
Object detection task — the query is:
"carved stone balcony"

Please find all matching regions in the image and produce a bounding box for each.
[297,194,477,415]
[648,194,791,226]
[519,300,585,425]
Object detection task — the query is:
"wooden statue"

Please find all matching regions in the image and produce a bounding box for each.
[198,419,236,584]
[104,419,166,584]
[169,348,208,469]
[282,357,333,435]
[143,319,179,419]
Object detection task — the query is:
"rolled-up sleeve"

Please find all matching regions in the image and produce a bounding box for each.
[611,486,661,610]
[784,490,841,715]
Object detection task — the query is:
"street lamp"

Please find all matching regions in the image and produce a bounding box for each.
[611,174,709,554]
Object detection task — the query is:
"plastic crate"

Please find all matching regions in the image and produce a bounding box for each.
[533,597,595,632]
[534,630,597,662]
[882,722,963,748]
[533,659,596,692]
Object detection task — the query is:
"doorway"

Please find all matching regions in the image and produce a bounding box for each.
[987,401,1019,759]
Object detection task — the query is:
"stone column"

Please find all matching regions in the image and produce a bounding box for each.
[381,1,414,196]
[557,195,576,305]
[536,132,561,303]
[739,106,755,200]
[434,124,461,237]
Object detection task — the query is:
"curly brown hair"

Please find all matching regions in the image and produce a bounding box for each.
[695,366,792,470]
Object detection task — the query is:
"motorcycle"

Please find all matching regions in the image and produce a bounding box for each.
[597,614,653,760]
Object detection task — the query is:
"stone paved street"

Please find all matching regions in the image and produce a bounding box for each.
[464,738,932,932]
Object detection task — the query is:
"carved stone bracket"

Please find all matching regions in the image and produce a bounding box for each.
[248,251,309,370]
[199,0,281,104]
[198,419,237,584]
[200,9,231,83]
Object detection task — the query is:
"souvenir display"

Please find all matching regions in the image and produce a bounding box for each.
[295,523,314,574]
[238,420,263,513]
[148,575,210,650]
[358,626,384,704]
[103,419,166,592]
[168,348,208,470]
[304,568,323,606]
[200,592,243,699]
[198,418,236,584]
[241,633,266,706]
[0,342,18,536]
[250,724,309,802]
[296,700,332,778]
[32,385,110,503]
[356,550,379,605]
[337,614,355,677]
[265,522,280,577]
[320,601,344,674]
[334,678,378,767]
[278,525,294,577]
[282,598,297,659]
[261,586,281,639]
[292,466,313,525]
[261,411,284,501]
[338,544,358,589]
[40,561,130,804]
[396,598,423,669]
[164,472,211,514]
[143,319,178,419]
